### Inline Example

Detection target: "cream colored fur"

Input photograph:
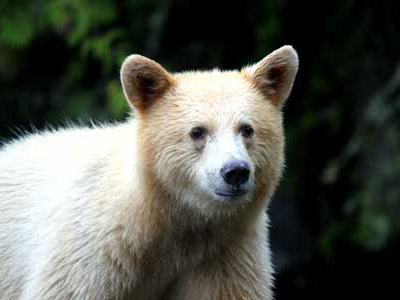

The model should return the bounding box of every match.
[0,46,298,300]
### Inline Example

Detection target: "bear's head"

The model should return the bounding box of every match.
[121,46,298,218]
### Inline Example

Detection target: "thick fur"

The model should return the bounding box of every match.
[0,46,298,300]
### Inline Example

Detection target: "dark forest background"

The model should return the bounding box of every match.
[1,1,399,299]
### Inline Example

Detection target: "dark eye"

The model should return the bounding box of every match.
[190,126,207,140]
[239,124,254,138]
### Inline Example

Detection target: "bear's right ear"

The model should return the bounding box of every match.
[120,55,174,112]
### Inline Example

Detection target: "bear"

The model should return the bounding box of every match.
[0,45,298,300]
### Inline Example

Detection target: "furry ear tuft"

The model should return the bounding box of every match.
[120,55,174,111]
[244,45,299,108]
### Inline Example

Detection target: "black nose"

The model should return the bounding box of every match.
[220,160,250,186]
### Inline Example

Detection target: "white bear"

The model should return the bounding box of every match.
[0,46,298,299]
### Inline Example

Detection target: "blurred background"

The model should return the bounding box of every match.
[0,1,399,299]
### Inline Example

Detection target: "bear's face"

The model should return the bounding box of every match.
[121,46,298,216]
[142,73,284,212]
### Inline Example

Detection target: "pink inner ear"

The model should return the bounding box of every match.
[137,68,173,109]
[135,73,160,98]
[253,65,285,96]
[267,65,286,85]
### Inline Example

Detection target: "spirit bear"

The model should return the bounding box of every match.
[0,46,298,300]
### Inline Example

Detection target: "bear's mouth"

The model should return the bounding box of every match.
[214,187,248,198]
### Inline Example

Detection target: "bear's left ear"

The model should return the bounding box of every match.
[243,45,299,109]
[120,55,174,112]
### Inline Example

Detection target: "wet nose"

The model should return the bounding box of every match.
[220,160,250,186]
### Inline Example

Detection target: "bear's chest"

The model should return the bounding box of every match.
[122,227,221,299]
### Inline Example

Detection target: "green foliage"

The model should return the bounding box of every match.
[47,1,117,45]
[0,0,140,122]
[106,79,128,118]
[0,8,35,48]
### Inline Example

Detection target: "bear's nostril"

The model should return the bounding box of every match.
[220,160,250,186]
